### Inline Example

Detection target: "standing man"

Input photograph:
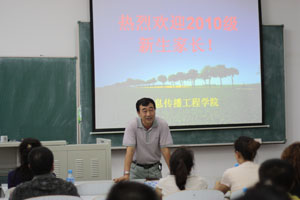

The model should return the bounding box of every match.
[114,97,173,182]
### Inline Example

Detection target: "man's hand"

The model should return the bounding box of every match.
[113,174,130,183]
[113,146,135,183]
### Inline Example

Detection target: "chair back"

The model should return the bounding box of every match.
[91,195,107,200]
[26,195,82,200]
[4,187,15,199]
[230,189,245,200]
[164,190,224,200]
[76,180,115,196]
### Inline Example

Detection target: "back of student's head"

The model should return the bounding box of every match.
[170,147,194,190]
[106,181,159,200]
[234,184,290,200]
[28,146,54,175]
[281,142,300,185]
[234,136,260,161]
[259,158,294,192]
[17,138,42,180]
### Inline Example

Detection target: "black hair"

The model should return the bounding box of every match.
[234,183,290,200]
[136,98,156,112]
[234,136,260,161]
[258,158,295,192]
[170,147,194,190]
[28,146,54,175]
[15,138,42,182]
[106,181,159,200]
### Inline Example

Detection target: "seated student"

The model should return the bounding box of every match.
[281,142,300,198]
[10,146,79,200]
[8,138,41,188]
[106,181,159,200]
[155,147,208,197]
[258,158,298,200]
[234,184,290,200]
[215,136,261,194]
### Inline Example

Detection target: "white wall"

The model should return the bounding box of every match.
[0,0,90,57]
[1,0,300,183]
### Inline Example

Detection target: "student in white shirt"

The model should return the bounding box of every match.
[215,136,261,194]
[156,147,208,197]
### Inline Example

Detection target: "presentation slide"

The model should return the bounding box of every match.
[91,0,262,130]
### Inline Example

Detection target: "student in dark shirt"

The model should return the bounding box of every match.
[7,138,41,188]
[10,146,79,200]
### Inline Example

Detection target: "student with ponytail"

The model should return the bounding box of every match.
[8,138,42,188]
[215,136,261,194]
[156,147,207,197]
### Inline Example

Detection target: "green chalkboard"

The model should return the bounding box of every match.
[79,22,94,144]
[79,22,285,146]
[0,57,77,144]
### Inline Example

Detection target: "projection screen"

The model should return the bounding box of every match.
[91,0,263,130]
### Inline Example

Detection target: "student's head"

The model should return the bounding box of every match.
[170,147,194,190]
[259,158,294,192]
[16,138,42,181]
[19,138,42,168]
[136,98,156,128]
[235,184,290,200]
[281,142,300,184]
[106,181,159,200]
[28,146,54,175]
[234,136,260,161]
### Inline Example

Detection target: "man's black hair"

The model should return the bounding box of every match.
[136,97,156,112]
[28,146,54,175]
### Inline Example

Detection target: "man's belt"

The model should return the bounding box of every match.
[133,161,160,169]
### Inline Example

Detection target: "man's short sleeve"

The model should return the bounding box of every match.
[122,120,137,146]
[159,119,173,147]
